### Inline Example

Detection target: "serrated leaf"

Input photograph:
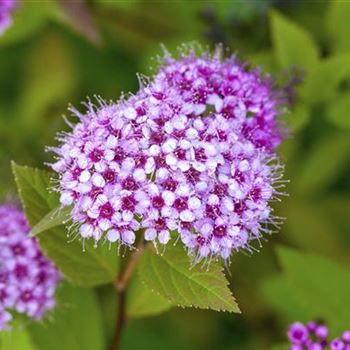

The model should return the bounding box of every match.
[326,91,350,129]
[12,163,118,287]
[128,270,173,318]
[30,206,71,237]
[11,162,58,224]
[0,329,36,350]
[301,54,350,104]
[138,244,240,313]
[28,283,105,350]
[276,246,350,334]
[269,10,319,71]
[38,226,118,287]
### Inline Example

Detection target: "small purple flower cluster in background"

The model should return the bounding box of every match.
[288,321,350,350]
[51,46,286,262]
[0,204,60,330]
[0,0,16,35]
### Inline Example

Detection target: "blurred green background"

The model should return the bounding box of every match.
[1,1,350,349]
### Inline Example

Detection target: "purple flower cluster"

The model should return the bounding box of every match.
[0,0,16,35]
[288,321,350,350]
[51,47,285,261]
[0,204,60,330]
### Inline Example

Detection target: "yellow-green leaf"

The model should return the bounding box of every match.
[269,10,319,71]
[326,92,350,129]
[138,244,240,313]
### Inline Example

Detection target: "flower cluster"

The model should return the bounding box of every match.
[51,47,286,261]
[0,0,16,35]
[0,204,60,330]
[288,321,350,350]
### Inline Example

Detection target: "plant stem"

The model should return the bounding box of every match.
[110,288,126,350]
[110,240,146,350]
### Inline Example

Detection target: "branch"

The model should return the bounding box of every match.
[110,240,146,350]
[110,289,126,350]
[114,239,146,292]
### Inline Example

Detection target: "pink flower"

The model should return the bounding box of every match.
[0,204,61,330]
[51,46,286,261]
[287,320,350,349]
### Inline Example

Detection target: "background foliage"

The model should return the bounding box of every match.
[1,1,350,349]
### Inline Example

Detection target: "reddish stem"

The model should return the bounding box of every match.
[110,240,146,350]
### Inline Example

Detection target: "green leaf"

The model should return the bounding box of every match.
[128,270,173,318]
[261,276,309,323]
[294,132,350,195]
[276,246,350,334]
[249,51,277,74]
[285,103,310,132]
[38,226,119,287]
[30,206,71,237]
[11,162,58,225]
[269,10,319,70]
[326,91,350,129]
[0,329,36,350]
[28,284,105,350]
[138,244,240,313]
[95,285,117,346]
[12,163,118,287]
[326,0,350,53]
[280,199,341,257]
[301,54,350,104]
